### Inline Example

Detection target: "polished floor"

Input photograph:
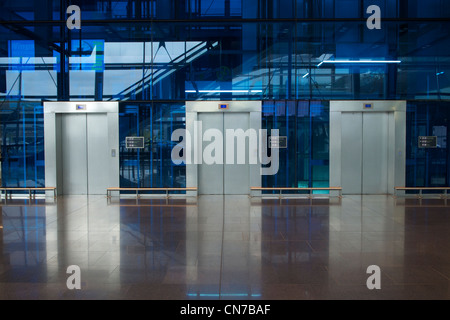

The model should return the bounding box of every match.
[1,194,450,300]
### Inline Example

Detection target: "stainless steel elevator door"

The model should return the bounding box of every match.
[341,112,389,195]
[224,113,250,195]
[341,113,363,194]
[87,113,109,195]
[362,112,388,194]
[198,112,251,195]
[198,113,224,195]
[61,114,88,195]
[60,113,109,195]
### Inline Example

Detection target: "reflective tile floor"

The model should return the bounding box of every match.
[1,194,450,300]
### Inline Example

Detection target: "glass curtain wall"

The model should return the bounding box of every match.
[262,100,329,192]
[406,101,450,190]
[0,0,449,188]
[119,102,186,189]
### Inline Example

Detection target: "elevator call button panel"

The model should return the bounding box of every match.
[270,136,288,149]
[126,137,145,149]
[418,136,437,148]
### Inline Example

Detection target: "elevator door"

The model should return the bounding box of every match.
[198,113,224,195]
[198,112,251,195]
[60,113,109,195]
[341,112,389,195]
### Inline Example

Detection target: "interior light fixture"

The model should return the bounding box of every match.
[437,71,445,76]
[317,60,401,67]
[302,72,310,78]
[185,90,263,93]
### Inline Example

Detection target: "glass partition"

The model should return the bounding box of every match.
[0,1,449,189]
[262,100,329,193]
[406,101,450,189]
[119,102,186,189]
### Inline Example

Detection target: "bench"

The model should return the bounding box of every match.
[107,187,197,199]
[250,187,342,200]
[0,187,57,200]
[394,187,450,199]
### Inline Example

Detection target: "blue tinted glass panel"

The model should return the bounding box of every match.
[119,103,186,189]
[406,101,450,189]
[262,100,329,193]
[1,103,44,188]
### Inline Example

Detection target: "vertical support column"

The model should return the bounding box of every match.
[58,0,69,101]
[0,202,3,257]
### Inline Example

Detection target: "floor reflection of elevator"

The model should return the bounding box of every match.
[189,195,261,295]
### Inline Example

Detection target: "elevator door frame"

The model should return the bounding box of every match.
[330,100,406,196]
[186,101,262,196]
[44,101,119,196]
